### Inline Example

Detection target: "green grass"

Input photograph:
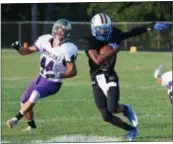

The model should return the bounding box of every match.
[1,49,172,143]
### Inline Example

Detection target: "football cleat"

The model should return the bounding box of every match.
[124,104,138,127]
[125,127,138,141]
[22,126,36,132]
[6,117,18,128]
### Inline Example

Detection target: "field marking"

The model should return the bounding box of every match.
[31,134,122,143]
[2,134,122,143]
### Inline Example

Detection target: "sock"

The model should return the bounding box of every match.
[27,119,37,128]
[121,122,135,131]
[15,111,24,120]
[122,105,128,116]
[111,115,135,131]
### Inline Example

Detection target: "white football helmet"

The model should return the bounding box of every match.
[91,13,112,41]
[52,19,72,43]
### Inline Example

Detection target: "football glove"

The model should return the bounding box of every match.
[154,65,162,79]
[11,41,21,50]
[153,22,169,31]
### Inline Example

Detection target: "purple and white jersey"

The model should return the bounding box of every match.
[35,34,78,82]
[161,71,172,95]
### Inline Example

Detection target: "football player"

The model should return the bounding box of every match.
[6,19,78,131]
[154,65,172,104]
[80,13,168,141]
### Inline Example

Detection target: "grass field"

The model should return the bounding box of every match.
[1,49,172,143]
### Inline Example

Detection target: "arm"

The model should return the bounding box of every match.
[88,45,119,65]
[18,46,38,55]
[121,26,149,41]
[121,22,168,41]
[12,41,38,55]
[60,61,77,78]
[154,65,162,85]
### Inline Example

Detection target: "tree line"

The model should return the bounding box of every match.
[2,2,172,22]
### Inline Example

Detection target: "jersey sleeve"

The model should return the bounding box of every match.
[34,34,52,52]
[161,71,172,87]
[112,26,148,43]
[64,43,78,62]
[79,36,97,51]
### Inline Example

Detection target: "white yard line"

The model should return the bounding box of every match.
[30,134,122,143]
[2,134,122,143]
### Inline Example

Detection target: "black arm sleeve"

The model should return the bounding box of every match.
[121,26,148,41]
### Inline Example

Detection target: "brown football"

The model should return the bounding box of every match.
[99,45,112,54]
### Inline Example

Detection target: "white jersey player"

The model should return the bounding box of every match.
[154,65,172,104]
[6,19,78,131]
[35,34,78,82]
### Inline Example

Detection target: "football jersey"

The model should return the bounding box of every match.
[161,71,172,95]
[35,34,78,82]
[81,26,148,76]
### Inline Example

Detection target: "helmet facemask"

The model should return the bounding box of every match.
[92,25,112,41]
[52,19,71,43]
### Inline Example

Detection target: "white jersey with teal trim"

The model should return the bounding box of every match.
[34,34,78,82]
[161,71,172,95]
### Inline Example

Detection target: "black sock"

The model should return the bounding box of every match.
[15,111,24,120]
[123,105,128,116]
[111,115,135,131]
[122,123,135,131]
[27,119,37,128]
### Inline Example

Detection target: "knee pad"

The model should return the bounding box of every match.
[99,108,112,122]
[29,90,40,104]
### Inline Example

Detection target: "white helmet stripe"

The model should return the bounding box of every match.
[99,13,107,24]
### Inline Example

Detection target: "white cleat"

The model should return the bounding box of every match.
[124,104,138,127]
[6,117,18,128]
[22,126,36,133]
[125,127,138,141]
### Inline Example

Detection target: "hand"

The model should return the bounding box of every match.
[45,71,61,79]
[154,65,162,78]
[153,22,169,31]
[108,43,119,49]
[11,41,21,50]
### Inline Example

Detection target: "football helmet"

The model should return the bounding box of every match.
[52,19,72,42]
[91,13,112,41]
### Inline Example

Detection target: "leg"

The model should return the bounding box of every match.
[168,90,173,104]
[107,81,138,127]
[6,78,38,128]
[6,76,62,128]
[21,103,37,130]
[92,84,135,131]
[20,80,62,115]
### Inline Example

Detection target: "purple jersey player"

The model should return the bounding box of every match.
[6,19,78,131]
[154,65,172,104]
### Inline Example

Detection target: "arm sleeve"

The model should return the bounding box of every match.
[34,36,43,52]
[65,45,78,62]
[120,26,148,41]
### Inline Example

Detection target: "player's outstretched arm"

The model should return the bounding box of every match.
[11,41,38,55]
[121,22,168,41]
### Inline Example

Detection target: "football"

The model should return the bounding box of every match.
[99,45,112,54]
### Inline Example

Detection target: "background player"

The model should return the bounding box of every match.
[6,19,78,131]
[80,13,168,141]
[154,65,172,104]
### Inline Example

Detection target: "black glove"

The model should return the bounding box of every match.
[11,41,21,50]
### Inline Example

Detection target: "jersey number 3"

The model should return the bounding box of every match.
[40,56,54,73]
